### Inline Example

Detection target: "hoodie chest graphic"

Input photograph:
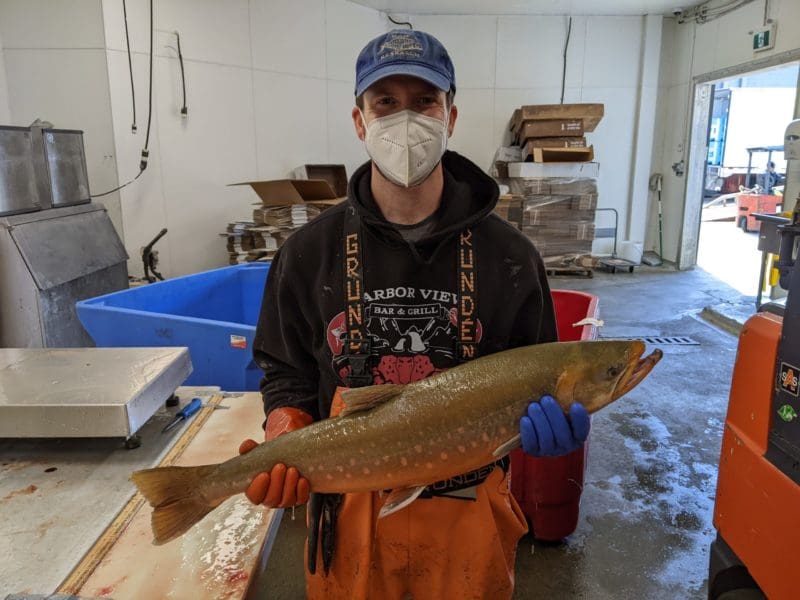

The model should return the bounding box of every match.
[326,286,483,385]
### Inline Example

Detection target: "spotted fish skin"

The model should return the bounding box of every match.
[131,340,661,544]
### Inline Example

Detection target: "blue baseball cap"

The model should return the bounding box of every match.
[355,29,456,97]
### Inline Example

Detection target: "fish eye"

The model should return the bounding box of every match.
[607,366,621,378]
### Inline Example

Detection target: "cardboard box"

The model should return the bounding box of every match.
[523,237,594,258]
[530,146,595,163]
[522,225,596,240]
[549,179,599,195]
[507,178,552,196]
[517,194,598,211]
[492,146,524,179]
[515,119,584,141]
[525,137,587,149]
[508,162,600,179]
[493,146,524,163]
[519,195,565,209]
[230,179,346,206]
[293,164,348,197]
[521,139,586,162]
[522,207,596,226]
[510,103,605,133]
[493,197,523,225]
[508,183,599,203]
[570,194,598,210]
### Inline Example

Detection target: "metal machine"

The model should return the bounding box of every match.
[0,203,129,347]
[708,119,800,599]
[0,125,43,216]
[0,123,128,347]
[30,125,92,209]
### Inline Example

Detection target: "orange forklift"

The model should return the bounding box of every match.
[708,120,800,599]
[735,145,785,232]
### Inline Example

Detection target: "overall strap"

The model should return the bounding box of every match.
[457,228,478,362]
[343,206,479,374]
[342,204,373,388]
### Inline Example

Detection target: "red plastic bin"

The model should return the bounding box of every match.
[510,289,600,540]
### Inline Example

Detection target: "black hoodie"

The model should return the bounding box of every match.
[253,151,557,421]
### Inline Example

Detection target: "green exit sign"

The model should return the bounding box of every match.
[753,24,776,52]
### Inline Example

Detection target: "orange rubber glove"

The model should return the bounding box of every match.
[239,407,313,508]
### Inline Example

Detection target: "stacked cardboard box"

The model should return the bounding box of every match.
[501,176,599,264]
[493,195,521,222]
[509,103,603,163]
[225,171,346,264]
[222,221,260,264]
[221,221,297,265]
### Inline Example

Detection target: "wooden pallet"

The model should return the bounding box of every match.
[545,265,594,278]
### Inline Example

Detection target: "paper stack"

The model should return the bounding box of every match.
[225,175,346,264]
[494,177,599,265]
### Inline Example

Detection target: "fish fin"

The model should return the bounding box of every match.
[493,433,521,458]
[554,370,580,410]
[151,497,215,546]
[339,384,405,417]
[130,464,217,545]
[378,485,427,519]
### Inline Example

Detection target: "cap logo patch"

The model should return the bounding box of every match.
[379,32,423,61]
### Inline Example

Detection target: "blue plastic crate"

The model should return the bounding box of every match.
[76,262,270,391]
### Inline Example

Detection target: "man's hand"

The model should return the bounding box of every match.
[238,439,310,507]
[519,395,590,457]
[239,406,313,508]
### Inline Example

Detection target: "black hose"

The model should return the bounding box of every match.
[387,15,413,29]
[122,0,137,132]
[91,0,154,197]
[90,169,143,198]
[144,0,154,152]
[560,17,573,104]
[176,31,188,116]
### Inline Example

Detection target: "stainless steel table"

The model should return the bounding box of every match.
[0,347,191,440]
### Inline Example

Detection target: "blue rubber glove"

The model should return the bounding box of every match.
[520,395,590,457]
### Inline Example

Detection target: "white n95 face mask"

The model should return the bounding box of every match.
[362,109,448,188]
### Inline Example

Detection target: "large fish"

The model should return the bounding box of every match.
[132,340,661,545]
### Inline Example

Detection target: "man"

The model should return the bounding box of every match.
[764,161,784,194]
[240,29,590,599]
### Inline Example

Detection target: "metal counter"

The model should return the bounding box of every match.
[0,347,191,438]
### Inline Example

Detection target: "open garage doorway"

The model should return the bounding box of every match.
[693,62,798,297]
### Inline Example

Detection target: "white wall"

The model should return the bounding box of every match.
[100,0,386,277]
[0,0,123,238]
[0,33,10,123]
[408,13,663,255]
[4,2,714,273]
[652,0,800,265]
[1,0,385,278]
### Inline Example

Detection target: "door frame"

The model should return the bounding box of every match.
[678,48,800,270]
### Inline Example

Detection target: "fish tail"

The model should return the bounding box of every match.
[130,464,217,545]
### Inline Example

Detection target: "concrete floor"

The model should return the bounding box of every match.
[257,265,749,599]
[697,219,761,298]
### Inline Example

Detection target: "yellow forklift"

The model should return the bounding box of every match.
[708,120,800,600]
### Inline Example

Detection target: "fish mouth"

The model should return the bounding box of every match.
[612,347,663,399]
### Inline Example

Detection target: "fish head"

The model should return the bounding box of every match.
[566,341,662,412]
